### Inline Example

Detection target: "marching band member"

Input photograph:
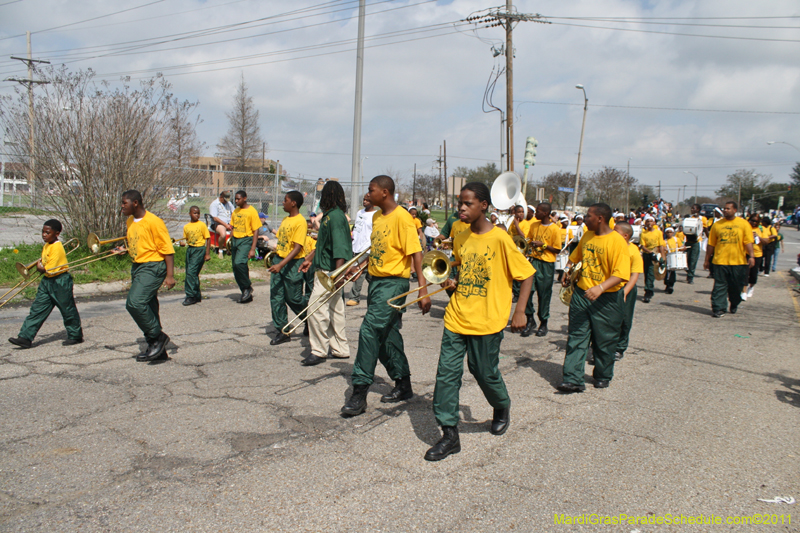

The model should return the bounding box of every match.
[508,204,532,304]
[556,215,571,282]
[568,214,584,254]
[704,201,754,317]
[346,194,375,306]
[522,202,562,337]
[8,219,83,349]
[425,182,534,461]
[558,203,630,392]
[303,219,317,301]
[612,222,643,362]
[341,176,430,417]
[230,190,261,304]
[268,191,309,346]
[298,181,353,365]
[759,215,778,277]
[744,213,768,301]
[663,227,683,295]
[182,206,211,306]
[639,216,666,303]
[119,190,175,362]
[682,204,706,284]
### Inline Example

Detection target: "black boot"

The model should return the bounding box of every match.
[341,384,369,417]
[380,376,413,403]
[642,290,652,303]
[535,319,548,337]
[424,426,461,461]
[490,407,510,435]
[520,316,536,337]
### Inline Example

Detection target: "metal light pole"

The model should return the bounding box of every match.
[767,140,800,153]
[571,84,588,213]
[625,157,632,215]
[349,0,366,220]
[684,171,698,204]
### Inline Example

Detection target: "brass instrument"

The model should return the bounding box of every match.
[171,237,187,246]
[281,248,371,335]
[653,252,667,281]
[52,233,128,272]
[87,232,127,254]
[433,237,453,250]
[512,235,529,256]
[0,239,80,309]
[264,251,279,268]
[559,261,583,306]
[386,250,454,310]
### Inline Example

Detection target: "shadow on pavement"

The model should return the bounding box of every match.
[658,301,710,315]
[515,356,564,388]
[766,372,800,408]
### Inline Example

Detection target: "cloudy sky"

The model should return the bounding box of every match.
[1,0,799,204]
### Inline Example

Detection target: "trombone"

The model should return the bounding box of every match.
[171,237,187,246]
[52,232,128,272]
[281,248,370,335]
[88,232,127,254]
[386,250,454,310]
[0,239,80,309]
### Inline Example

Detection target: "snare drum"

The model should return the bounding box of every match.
[683,217,703,236]
[667,252,688,271]
[555,252,569,271]
[571,224,584,241]
[631,225,642,244]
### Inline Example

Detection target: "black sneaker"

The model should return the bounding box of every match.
[63,338,84,346]
[557,382,585,393]
[8,337,32,349]
[729,305,738,314]
[712,310,725,318]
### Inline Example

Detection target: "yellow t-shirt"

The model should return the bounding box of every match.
[569,230,630,292]
[368,207,423,278]
[609,218,616,230]
[231,205,261,238]
[675,231,685,247]
[707,217,754,265]
[527,221,562,263]
[275,214,307,259]
[665,236,680,253]
[183,220,210,248]
[703,216,713,228]
[43,241,68,278]
[444,227,535,335]
[126,211,175,263]
[507,218,531,238]
[751,225,770,258]
[412,217,422,231]
[628,242,644,274]
[303,235,317,256]
[640,227,665,252]
[449,220,470,239]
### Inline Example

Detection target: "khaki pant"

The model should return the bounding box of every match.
[307,269,349,358]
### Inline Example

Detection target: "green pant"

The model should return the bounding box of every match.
[127,261,166,341]
[18,273,82,341]
[616,286,637,355]
[351,276,411,386]
[526,259,554,321]
[642,252,655,292]
[711,264,748,313]
[304,264,315,297]
[433,328,509,427]
[184,246,206,300]
[270,258,309,331]
[563,288,624,385]
[685,240,699,281]
[230,236,252,292]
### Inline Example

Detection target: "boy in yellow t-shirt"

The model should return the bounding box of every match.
[704,201,754,317]
[613,222,643,361]
[522,202,563,337]
[182,206,211,306]
[558,203,630,393]
[424,182,534,461]
[120,190,176,362]
[341,175,430,418]
[268,191,308,344]
[663,227,684,295]
[639,216,666,303]
[9,219,83,349]
[230,190,262,304]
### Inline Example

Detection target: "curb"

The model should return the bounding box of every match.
[71,270,269,297]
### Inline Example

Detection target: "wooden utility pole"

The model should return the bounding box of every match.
[443,140,448,214]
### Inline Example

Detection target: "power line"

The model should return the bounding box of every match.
[547,20,800,43]
[516,100,800,115]
[547,15,800,30]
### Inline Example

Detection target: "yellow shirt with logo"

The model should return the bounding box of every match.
[183,220,210,248]
[303,235,317,256]
[368,207,423,278]
[708,217,754,265]
[126,211,175,263]
[628,242,644,274]
[507,218,531,238]
[751,225,770,258]
[569,230,630,292]
[275,213,307,259]
[449,220,470,239]
[527,221,562,262]
[231,205,261,238]
[43,241,68,278]
[445,226,535,335]
[640,227,665,252]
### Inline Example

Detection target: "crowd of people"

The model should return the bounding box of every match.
[5,182,791,462]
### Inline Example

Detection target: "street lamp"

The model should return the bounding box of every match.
[572,84,588,213]
[683,171,699,204]
[767,140,800,153]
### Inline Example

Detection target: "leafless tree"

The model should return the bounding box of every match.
[169,97,204,169]
[533,171,576,209]
[0,66,202,240]
[217,75,263,171]
[583,167,635,211]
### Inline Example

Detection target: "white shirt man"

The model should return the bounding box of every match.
[346,194,376,305]
[209,191,234,258]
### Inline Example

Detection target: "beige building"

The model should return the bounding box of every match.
[187,156,286,196]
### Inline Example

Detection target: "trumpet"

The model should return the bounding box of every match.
[0,239,80,309]
[559,261,582,306]
[386,250,454,310]
[281,248,371,335]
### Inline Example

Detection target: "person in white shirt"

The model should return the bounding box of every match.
[346,194,376,306]
[209,191,234,258]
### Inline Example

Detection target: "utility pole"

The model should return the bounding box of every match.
[625,158,631,215]
[412,163,416,208]
[348,0,366,220]
[465,9,548,173]
[658,180,661,199]
[443,140,448,216]
[7,32,50,209]
[437,145,443,214]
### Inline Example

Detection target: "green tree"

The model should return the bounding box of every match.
[715,169,772,210]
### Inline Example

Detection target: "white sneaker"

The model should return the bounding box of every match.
[740,292,748,301]
[747,287,755,298]
[764,273,769,277]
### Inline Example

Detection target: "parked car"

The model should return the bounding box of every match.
[700,203,719,219]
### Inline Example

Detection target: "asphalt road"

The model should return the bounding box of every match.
[0,231,798,532]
